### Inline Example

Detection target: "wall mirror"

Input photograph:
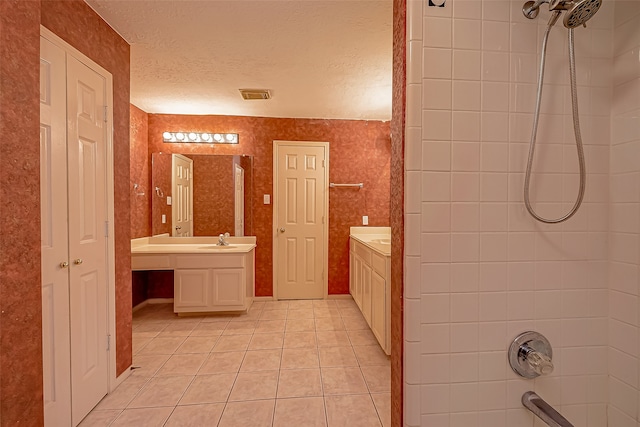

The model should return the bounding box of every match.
[151,152,253,237]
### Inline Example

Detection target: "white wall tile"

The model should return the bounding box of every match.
[424,16,452,48]
[424,79,453,109]
[423,47,452,79]
[482,21,510,52]
[423,109,452,140]
[404,0,624,423]
[453,50,481,80]
[450,263,479,293]
[453,18,481,50]
[423,140,452,171]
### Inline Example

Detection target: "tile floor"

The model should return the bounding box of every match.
[82,298,391,426]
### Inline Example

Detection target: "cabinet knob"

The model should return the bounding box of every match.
[279,228,285,233]
[74,258,83,265]
[60,261,69,268]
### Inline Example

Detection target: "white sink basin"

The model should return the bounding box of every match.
[371,238,391,245]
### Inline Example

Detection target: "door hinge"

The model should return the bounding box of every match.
[103,105,108,123]
[106,334,111,351]
[321,160,325,168]
[104,220,109,237]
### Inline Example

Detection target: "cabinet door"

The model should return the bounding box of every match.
[353,254,363,309]
[349,251,355,296]
[370,271,386,351]
[212,268,244,306]
[362,263,372,325]
[174,269,210,310]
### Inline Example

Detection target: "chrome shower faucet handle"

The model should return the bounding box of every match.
[508,331,554,379]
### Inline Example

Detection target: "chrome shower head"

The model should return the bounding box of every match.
[563,0,602,28]
[523,0,602,28]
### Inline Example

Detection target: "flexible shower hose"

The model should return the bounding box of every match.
[524,22,586,224]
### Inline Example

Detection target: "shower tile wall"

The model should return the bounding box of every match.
[610,2,640,426]
[404,0,614,425]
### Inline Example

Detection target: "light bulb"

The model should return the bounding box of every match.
[162,132,172,140]
[201,133,211,142]
[188,132,197,141]
[213,133,223,142]
[175,132,185,141]
[225,133,235,142]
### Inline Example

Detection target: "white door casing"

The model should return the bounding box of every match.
[40,36,72,427]
[273,141,329,300]
[172,154,193,237]
[234,163,245,237]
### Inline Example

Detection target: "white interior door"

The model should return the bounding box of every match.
[274,141,328,300]
[172,154,193,237]
[234,164,245,236]
[66,54,109,426]
[40,36,72,427]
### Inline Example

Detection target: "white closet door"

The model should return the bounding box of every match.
[40,36,72,427]
[66,55,109,426]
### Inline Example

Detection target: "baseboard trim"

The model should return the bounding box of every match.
[133,298,175,313]
[253,296,276,301]
[148,298,174,304]
[132,300,148,313]
[328,294,352,299]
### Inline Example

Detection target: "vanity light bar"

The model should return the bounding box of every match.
[162,131,239,144]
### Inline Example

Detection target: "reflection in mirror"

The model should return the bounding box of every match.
[151,153,253,237]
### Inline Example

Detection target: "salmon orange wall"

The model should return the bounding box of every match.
[0,1,43,424]
[130,104,151,238]
[131,113,391,296]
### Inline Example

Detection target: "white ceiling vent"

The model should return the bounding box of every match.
[239,89,271,100]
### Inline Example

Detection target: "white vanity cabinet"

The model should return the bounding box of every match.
[171,252,254,313]
[349,236,391,355]
[131,237,256,314]
[174,263,250,312]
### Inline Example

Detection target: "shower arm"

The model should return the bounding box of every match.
[523,0,549,18]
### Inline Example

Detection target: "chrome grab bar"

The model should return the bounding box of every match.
[522,392,574,427]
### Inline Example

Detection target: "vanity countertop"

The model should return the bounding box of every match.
[350,226,391,256]
[131,236,256,254]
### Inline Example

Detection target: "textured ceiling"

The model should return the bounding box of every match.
[85,0,392,120]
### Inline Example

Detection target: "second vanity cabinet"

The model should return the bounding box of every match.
[349,237,391,355]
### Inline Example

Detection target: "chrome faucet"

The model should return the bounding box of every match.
[217,232,230,246]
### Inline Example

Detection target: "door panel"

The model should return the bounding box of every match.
[275,143,327,299]
[40,36,72,427]
[66,54,109,426]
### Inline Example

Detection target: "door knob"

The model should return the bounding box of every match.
[59,261,69,268]
[74,258,83,265]
[279,228,285,232]
[175,226,182,230]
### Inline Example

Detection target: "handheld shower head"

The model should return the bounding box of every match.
[563,0,602,28]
